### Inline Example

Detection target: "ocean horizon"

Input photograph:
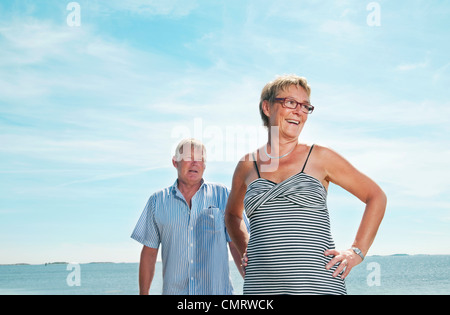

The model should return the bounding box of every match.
[0,253,432,267]
[1,255,449,295]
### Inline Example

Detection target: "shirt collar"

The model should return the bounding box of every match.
[170,178,205,195]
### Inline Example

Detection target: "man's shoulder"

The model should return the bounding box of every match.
[203,181,230,193]
[149,185,174,200]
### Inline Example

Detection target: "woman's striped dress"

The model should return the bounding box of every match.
[243,146,347,295]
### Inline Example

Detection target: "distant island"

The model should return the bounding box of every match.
[1,261,114,266]
[44,262,69,265]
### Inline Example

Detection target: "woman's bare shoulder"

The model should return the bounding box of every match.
[235,152,257,173]
[233,151,260,186]
[312,144,345,162]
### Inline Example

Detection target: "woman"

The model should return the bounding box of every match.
[225,74,387,295]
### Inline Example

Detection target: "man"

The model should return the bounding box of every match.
[131,138,246,295]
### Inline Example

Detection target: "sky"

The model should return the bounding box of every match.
[0,0,449,265]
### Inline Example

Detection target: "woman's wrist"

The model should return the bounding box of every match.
[351,247,365,261]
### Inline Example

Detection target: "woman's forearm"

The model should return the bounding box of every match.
[352,188,387,256]
[225,213,249,257]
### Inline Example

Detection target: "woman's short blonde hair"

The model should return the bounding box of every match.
[259,74,311,128]
[174,138,207,162]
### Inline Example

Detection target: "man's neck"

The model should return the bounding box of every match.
[177,179,203,208]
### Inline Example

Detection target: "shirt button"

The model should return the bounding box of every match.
[190,260,194,264]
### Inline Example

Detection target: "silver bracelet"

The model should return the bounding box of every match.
[351,247,365,261]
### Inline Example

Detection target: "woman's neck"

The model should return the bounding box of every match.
[267,129,298,156]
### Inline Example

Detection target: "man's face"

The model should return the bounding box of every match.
[172,147,206,185]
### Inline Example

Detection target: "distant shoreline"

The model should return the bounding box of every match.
[2,254,449,266]
[0,261,137,266]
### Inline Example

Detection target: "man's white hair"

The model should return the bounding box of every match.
[174,138,207,162]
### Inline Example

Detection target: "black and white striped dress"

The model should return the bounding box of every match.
[243,145,347,295]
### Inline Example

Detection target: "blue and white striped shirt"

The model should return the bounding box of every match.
[131,179,234,295]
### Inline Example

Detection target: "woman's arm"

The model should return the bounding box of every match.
[225,160,251,257]
[229,242,246,278]
[319,146,387,278]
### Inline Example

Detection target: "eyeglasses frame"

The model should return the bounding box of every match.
[274,97,314,114]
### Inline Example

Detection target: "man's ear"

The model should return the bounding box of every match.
[172,156,178,168]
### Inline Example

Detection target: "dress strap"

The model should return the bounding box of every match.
[252,153,261,178]
[301,144,315,173]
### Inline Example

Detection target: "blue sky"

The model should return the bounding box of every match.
[0,0,449,264]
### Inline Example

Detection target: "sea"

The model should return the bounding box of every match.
[0,255,449,295]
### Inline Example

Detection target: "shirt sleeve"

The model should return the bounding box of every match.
[130,194,160,249]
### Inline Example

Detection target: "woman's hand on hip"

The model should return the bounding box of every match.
[324,249,363,279]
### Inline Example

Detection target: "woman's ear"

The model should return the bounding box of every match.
[262,100,271,118]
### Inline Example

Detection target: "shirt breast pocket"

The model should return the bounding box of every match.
[198,207,224,233]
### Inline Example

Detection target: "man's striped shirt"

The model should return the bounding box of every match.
[131,179,235,295]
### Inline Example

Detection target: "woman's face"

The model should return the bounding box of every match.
[263,85,310,141]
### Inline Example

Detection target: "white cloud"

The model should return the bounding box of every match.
[98,0,198,17]
[319,19,363,39]
[433,62,450,83]
[396,59,430,71]
[312,81,450,129]
[0,19,78,65]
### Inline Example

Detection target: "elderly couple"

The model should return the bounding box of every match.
[131,75,387,295]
